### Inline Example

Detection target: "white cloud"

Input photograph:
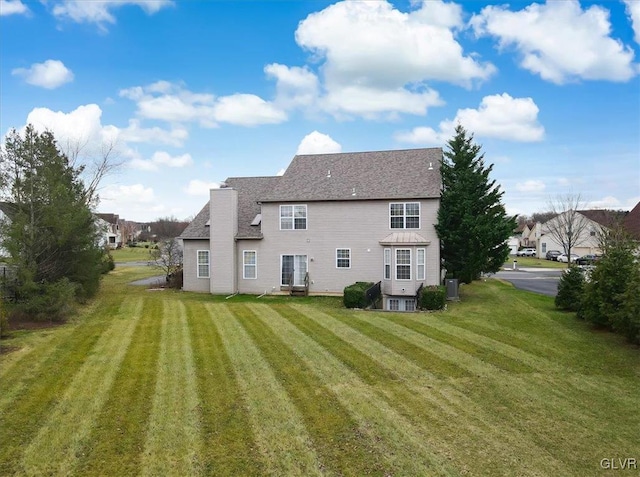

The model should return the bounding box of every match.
[52,0,172,29]
[130,151,193,171]
[471,0,638,83]
[296,131,342,155]
[396,93,544,144]
[265,63,319,109]
[294,0,495,117]
[12,59,74,89]
[624,0,640,45]
[24,104,187,151]
[213,94,287,126]
[118,119,188,147]
[516,180,546,193]
[101,183,155,206]
[184,179,220,196]
[0,0,28,16]
[121,82,286,127]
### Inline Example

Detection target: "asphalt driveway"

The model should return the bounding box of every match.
[494,268,563,296]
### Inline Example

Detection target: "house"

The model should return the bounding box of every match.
[180,148,443,311]
[95,213,123,249]
[539,209,626,257]
[623,201,640,241]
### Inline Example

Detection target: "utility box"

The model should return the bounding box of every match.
[445,278,459,301]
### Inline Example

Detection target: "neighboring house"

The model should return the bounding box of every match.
[96,213,122,249]
[520,222,542,250]
[180,148,443,311]
[539,209,624,257]
[623,201,640,242]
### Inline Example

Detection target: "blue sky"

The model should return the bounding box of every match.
[1,0,639,222]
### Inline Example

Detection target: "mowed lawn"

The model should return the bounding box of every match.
[1,268,639,476]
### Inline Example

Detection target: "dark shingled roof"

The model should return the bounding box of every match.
[578,209,628,229]
[179,202,210,240]
[261,148,442,202]
[226,176,281,239]
[624,201,640,240]
[179,176,281,240]
[180,148,442,241]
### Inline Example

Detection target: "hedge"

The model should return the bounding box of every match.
[419,285,446,310]
[343,282,374,309]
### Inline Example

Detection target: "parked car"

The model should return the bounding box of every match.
[557,253,580,263]
[576,254,600,266]
[516,248,536,257]
[545,250,562,261]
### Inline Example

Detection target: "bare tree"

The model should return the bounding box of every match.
[543,194,592,266]
[149,238,183,283]
[61,136,123,208]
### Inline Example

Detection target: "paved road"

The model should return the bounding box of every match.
[494,268,563,296]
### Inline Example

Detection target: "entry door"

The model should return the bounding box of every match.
[281,255,308,286]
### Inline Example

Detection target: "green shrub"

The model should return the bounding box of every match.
[343,282,374,309]
[0,298,9,338]
[611,267,640,344]
[419,285,446,310]
[101,251,115,274]
[13,278,77,322]
[555,266,584,311]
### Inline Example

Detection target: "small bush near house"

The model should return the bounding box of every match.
[555,266,584,312]
[166,268,184,290]
[419,285,446,310]
[101,251,115,274]
[343,282,374,309]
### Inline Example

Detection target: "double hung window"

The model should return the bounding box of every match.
[280,205,307,230]
[390,202,420,229]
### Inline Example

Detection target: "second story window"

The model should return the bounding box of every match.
[390,202,420,229]
[280,205,307,230]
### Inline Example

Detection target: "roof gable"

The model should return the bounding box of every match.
[261,148,442,203]
[624,201,640,240]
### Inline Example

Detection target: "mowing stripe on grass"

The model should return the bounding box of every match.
[294,305,469,379]
[73,296,163,476]
[185,301,264,476]
[0,305,122,475]
[248,303,458,476]
[272,304,399,385]
[381,314,536,374]
[234,304,387,476]
[19,297,143,476]
[210,304,321,476]
[404,314,560,373]
[141,299,203,477]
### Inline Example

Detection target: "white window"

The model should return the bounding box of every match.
[405,299,416,312]
[384,248,391,280]
[243,250,257,279]
[396,249,411,280]
[388,298,399,311]
[280,205,307,230]
[197,250,209,278]
[541,242,547,253]
[390,202,420,229]
[336,248,351,269]
[417,248,426,281]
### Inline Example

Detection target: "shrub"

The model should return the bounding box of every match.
[419,285,446,310]
[0,298,9,338]
[343,282,374,309]
[611,267,640,344]
[166,267,184,289]
[101,251,115,274]
[13,278,77,322]
[555,266,584,311]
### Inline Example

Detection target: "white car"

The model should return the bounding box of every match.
[557,253,580,263]
[516,248,536,257]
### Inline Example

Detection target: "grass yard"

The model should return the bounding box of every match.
[505,256,568,269]
[1,268,639,476]
[110,244,155,262]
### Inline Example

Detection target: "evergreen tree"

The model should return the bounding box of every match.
[435,125,516,284]
[0,126,105,319]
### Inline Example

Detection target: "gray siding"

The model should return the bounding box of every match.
[235,199,440,295]
[210,188,238,294]
[182,239,211,293]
